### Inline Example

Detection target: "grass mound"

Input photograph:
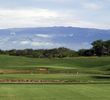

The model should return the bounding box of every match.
[0,55,110,74]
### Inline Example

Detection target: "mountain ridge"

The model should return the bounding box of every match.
[0,27,110,50]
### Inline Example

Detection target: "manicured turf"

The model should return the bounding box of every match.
[0,55,110,100]
[0,74,110,83]
[0,55,110,74]
[0,84,110,100]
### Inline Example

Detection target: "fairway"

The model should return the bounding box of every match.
[0,55,110,74]
[0,84,110,100]
[0,55,110,100]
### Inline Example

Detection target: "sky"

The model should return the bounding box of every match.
[0,0,110,29]
[0,0,110,50]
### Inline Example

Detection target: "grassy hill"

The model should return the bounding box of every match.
[0,55,110,100]
[0,55,110,74]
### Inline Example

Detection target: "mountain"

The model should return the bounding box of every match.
[0,27,110,50]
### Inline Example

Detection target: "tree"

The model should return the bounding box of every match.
[104,40,110,55]
[0,49,4,54]
[9,49,16,56]
[77,49,94,56]
[25,49,33,55]
[16,50,28,56]
[68,50,78,57]
[31,51,43,58]
[91,39,104,56]
[58,52,69,58]
[77,49,86,56]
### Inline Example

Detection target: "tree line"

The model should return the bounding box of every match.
[0,39,110,58]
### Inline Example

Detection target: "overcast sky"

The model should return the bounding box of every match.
[0,0,110,29]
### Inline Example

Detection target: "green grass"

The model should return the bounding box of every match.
[0,55,110,74]
[0,74,110,83]
[0,84,110,100]
[0,55,110,100]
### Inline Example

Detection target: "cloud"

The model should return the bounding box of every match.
[19,40,65,48]
[69,34,74,36]
[0,3,109,30]
[106,0,110,3]
[30,41,65,48]
[30,0,86,2]
[30,42,54,46]
[0,41,4,44]
[58,34,74,37]
[82,42,89,46]
[0,8,99,29]
[19,39,61,47]
[0,37,10,42]
[20,41,30,45]
[35,33,74,38]
[82,2,102,9]
[67,42,92,51]
[10,32,16,35]
[36,34,52,38]
[0,8,58,29]
[12,41,17,43]
[81,42,92,49]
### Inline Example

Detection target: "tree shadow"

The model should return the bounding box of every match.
[106,68,110,71]
[92,76,110,79]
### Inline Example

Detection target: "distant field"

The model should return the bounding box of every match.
[0,84,110,100]
[0,55,110,74]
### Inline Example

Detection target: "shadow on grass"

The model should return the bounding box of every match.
[92,76,110,79]
[10,67,50,70]
[106,68,110,71]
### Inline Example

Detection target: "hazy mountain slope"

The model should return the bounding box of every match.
[0,27,110,50]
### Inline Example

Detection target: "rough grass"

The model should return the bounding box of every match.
[0,55,110,74]
[0,74,110,83]
[0,84,110,100]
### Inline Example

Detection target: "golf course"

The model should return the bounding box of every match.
[0,84,110,100]
[0,55,110,100]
